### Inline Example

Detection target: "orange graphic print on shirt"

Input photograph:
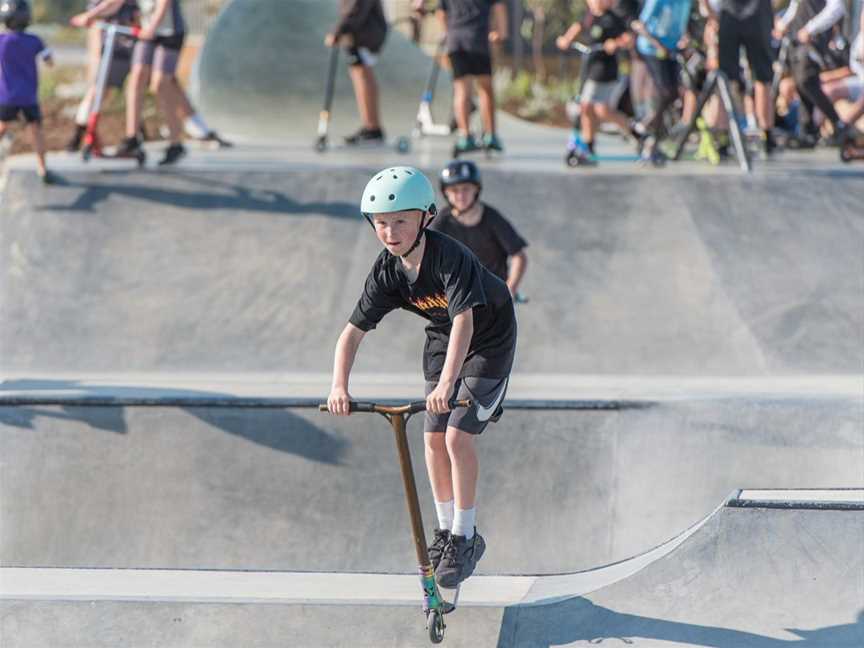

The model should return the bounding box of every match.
[410,293,448,312]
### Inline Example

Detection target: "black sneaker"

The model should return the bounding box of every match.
[428,528,450,572]
[763,130,777,156]
[344,127,385,146]
[158,143,187,166]
[435,529,485,588]
[65,124,87,152]
[116,136,143,157]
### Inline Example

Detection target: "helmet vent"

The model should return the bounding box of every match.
[388,194,395,200]
[369,195,376,202]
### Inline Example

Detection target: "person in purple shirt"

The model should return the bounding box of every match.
[0,0,55,183]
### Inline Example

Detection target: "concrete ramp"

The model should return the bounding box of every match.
[3,491,862,647]
[2,399,862,574]
[193,0,452,141]
[2,168,862,374]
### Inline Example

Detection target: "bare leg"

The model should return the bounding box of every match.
[165,77,195,122]
[476,74,495,134]
[754,81,774,130]
[425,433,453,503]
[594,102,632,136]
[151,72,183,144]
[27,122,47,176]
[348,64,381,130]
[453,77,473,136]
[445,427,478,509]
[581,102,597,143]
[126,64,150,139]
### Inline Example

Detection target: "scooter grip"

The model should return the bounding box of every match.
[318,402,375,412]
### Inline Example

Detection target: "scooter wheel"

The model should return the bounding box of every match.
[395,136,411,154]
[81,145,92,162]
[840,146,853,163]
[565,151,579,167]
[427,609,445,644]
[315,137,328,153]
[136,151,147,168]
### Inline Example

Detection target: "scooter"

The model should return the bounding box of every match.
[81,22,146,167]
[319,398,471,644]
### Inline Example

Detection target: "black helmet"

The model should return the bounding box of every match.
[440,159,482,193]
[1,0,31,30]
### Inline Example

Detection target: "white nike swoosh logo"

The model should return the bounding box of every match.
[475,379,507,422]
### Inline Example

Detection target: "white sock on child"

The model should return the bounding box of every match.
[435,499,454,531]
[75,97,91,126]
[452,507,475,539]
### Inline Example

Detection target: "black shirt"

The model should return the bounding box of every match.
[585,11,628,82]
[429,204,527,282]
[350,230,517,381]
[439,0,502,54]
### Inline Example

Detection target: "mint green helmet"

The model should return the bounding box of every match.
[361,166,437,216]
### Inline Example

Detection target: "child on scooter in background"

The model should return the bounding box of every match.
[557,0,644,164]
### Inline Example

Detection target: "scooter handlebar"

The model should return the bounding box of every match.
[94,21,141,38]
[318,399,472,414]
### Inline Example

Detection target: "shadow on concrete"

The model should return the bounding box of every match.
[497,599,864,647]
[0,379,347,465]
[35,172,359,220]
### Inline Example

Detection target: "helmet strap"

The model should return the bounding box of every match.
[400,209,435,258]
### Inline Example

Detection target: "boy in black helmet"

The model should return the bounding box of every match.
[327,166,517,588]
[430,160,528,297]
[325,0,389,145]
[0,0,55,183]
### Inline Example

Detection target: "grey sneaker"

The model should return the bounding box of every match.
[428,528,450,571]
[435,528,485,588]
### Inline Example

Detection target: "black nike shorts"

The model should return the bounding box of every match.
[424,376,509,435]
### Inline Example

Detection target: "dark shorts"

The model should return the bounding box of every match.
[718,7,773,84]
[449,50,492,79]
[643,56,680,97]
[345,45,380,67]
[132,34,185,74]
[424,376,509,435]
[105,53,132,88]
[0,104,41,123]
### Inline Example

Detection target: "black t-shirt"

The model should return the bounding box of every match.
[585,11,627,82]
[439,0,501,54]
[350,230,517,381]
[429,204,527,282]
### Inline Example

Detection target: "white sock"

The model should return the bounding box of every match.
[75,97,91,126]
[184,113,210,139]
[452,507,475,539]
[435,500,454,531]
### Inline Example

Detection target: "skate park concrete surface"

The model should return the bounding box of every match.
[2,1,864,646]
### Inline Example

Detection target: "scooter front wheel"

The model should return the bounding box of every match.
[427,609,445,644]
[314,136,328,153]
[81,145,92,162]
